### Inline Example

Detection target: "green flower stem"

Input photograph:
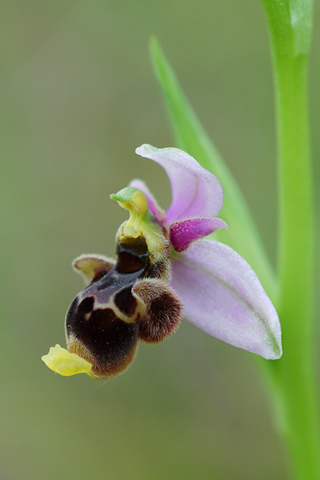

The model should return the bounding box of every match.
[261,1,320,478]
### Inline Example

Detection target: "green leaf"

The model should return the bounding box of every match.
[150,38,277,299]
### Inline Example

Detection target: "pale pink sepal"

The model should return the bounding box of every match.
[171,239,282,359]
[135,144,224,224]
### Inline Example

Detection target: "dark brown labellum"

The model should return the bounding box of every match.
[66,235,182,379]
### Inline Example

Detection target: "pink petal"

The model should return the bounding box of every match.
[171,239,282,359]
[135,145,224,224]
[170,217,227,252]
[129,178,166,223]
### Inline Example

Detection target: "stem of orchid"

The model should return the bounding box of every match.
[261,1,320,479]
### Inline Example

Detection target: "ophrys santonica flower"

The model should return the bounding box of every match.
[42,145,282,380]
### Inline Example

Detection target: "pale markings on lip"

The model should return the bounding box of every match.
[79,292,142,325]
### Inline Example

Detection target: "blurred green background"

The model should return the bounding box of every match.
[1,1,319,479]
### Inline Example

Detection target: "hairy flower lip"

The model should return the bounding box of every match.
[133,144,282,359]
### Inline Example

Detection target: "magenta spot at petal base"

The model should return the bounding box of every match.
[170,217,227,252]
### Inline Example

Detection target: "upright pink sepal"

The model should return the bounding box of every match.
[135,145,224,224]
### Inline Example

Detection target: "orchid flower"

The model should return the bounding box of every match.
[42,144,282,380]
